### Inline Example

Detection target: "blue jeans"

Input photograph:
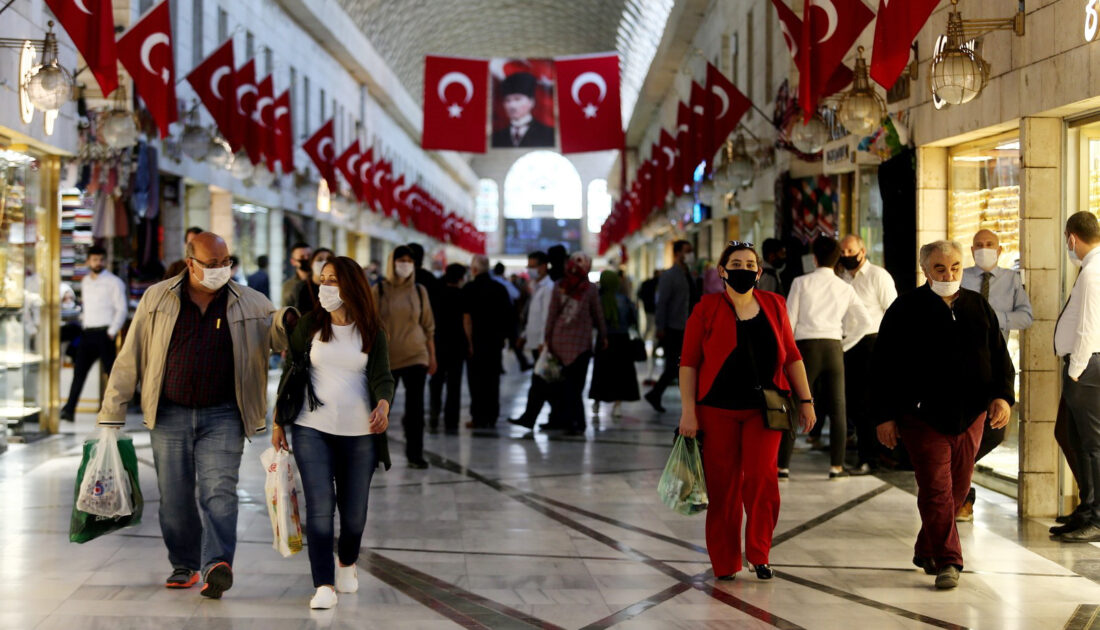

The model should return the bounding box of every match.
[290,424,378,587]
[149,401,244,574]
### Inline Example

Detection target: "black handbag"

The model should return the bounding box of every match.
[723,298,797,436]
[274,339,321,426]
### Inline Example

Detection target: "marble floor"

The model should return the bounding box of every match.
[2,361,1099,630]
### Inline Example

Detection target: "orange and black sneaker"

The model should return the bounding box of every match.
[200,562,233,599]
[165,568,199,589]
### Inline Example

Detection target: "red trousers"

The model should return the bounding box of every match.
[698,405,782,576]
[898,414,984,569]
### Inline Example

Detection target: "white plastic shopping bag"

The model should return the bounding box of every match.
[76,427,134,518]
[261,447,304,557]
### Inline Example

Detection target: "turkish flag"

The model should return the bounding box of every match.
[357,147,375,207]
[675,102,694,194]
[689,82,709,171]
[555,53,623,154]
[371,160,389,215]
[799,0,874,117]
[186,40,240,152]
[45,0,118,97]
[335,140,363,200]
[391,175,410,225]
[302,119,338,191]
[255,75,276,171]
[770,0,855,102]
[116,0,177,138]
[422,56,488,153]
[704,63,751,159]
[272,90,294,172]
[659,129,679,197]
[234,60,263,165]
[871,0,940,90]
[649,148,665,210]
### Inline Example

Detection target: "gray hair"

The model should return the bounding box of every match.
[470,254,490,274]
[919,240,964,270]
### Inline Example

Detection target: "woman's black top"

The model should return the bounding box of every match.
[699,311,777,410]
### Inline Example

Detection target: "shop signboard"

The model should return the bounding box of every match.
[822,136,882,176]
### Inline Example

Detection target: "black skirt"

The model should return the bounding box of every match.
[589,332,641,402]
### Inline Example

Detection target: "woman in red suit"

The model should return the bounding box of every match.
[678,241,816,581]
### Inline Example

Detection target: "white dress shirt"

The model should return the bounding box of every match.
[523,275,555,348]
[787,267,874,352]
[840,261,897,333]
[80,269,128,338]
[960,265,1033,336]
[1055,247,1100,379]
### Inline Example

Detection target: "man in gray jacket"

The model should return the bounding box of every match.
[98,232,295,599]
[644,239,695,413]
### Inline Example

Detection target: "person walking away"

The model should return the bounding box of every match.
[955,229,1033,520]
[678,241,815,581]
[837,234,898,475]
[873,240,1014,589]
[373,245,436,468]
[281,242,312,308]
[508,251,555,430]
[1052,212,1100,542]
[463,255,514,430]
[96,232,296,598]
[247,255,270,299]
[637,270,661,384]
[544,252,607,435]
[780,236,874,479]
[590,270,640,417]
[644,239,695,413]
[429,264,468,435]
[295,248,333,314]
[491,261,529,371]
[61,246,128,422]
[270,256,394,609]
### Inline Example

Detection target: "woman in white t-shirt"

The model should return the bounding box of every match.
[272,256,395,610]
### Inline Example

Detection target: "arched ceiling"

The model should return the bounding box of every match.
[335,0,675,123]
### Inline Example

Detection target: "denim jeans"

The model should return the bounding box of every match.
[290,424,378,587]
[149,401,244,574]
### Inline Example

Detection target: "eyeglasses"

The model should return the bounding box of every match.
[189,257,231,269]
[727,240,755,248]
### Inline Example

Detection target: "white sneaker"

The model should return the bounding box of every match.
[310,586,338,609]
[612,402,623,417]
[335,564,359,593]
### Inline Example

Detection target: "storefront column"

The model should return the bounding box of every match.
[181,185,211,259]
[269,207,284,306]
[915,146,948,279]
[210,190,234,251]
[1018,116,1064,518]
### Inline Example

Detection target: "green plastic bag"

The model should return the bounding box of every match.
[657,436,708,515]
[69,431,144,543]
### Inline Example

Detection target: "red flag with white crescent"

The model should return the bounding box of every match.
[422,56,489,153]
[689,82,709,172]
[301,119,338,191]
[116,0,177,138]
[770,0,855,101]
[272,90,293,171]
[186,40,240,152]
[357,147,375,207]
[659,129,678,198]
[555,53,623,154]
[335,140,363,200]
[799,0,873,117]
[234,60,263,165]
[870,0,940,90]
[675,102,693,194]
[704,63,751,160]
[255,75,276,171]
[45,0,118,96]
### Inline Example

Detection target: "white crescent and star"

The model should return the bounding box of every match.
[780,19,798,59]
[274,105,289,122]
[73,0,93,15]
[252,96,273,126]
[140,32,171,84]
[570,71,607,118]
[438,71,474,118]
[711,85,730,119]
[209,66,231,100]
[317,137,334,162]
[811,0,838,44]
[236,84,258,115]
[662,146,676,169]
[359,160,372,183]
[373,170,385,188]
[346,153,360,173]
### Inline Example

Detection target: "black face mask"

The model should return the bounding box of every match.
[723,269,758,294]
[838,255,861,271]
[296,258,310,270]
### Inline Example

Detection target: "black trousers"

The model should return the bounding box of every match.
[780,339,846,468]
[467,346,503,427]
[429,351,465,431]
[518,350,551,426]
[1063,355,1100,526]
[392,365,427,462]
[63,328,115,414]
[549,351,592,432]
[649,328,684,399]
[844,334,878,466]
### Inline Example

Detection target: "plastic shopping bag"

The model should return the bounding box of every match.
[534,350,564,383]
[76,427,133,518]
[657,435,709,516]
[261,447,304,557]
[69,430,144,543]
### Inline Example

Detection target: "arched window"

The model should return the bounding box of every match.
[587,179,611,233]
[475,179,499,232]
[503,151,582,219]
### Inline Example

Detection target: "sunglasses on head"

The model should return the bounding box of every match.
[727,240,755,248]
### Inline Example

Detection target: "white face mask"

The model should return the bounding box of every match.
[312,259,328,278]
[683,252,696,265]
[1069,238,1083,267]
[318,284,343,312]
[973,248,999,271]
[930,279,962,297]
[395,261,415,279]
[198,264,232,291]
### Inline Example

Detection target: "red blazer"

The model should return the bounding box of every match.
[680,290,802,402]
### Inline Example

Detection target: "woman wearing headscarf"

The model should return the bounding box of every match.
[543,252,607,435]
[589,270,640,417]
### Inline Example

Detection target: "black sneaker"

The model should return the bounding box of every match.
[408,460,430,470]
[201,562,233,599]
[828,470,850,480]
[643,390,666,413]
[59,408,74,422]
[165,568,199,589]
[507,417,535,429]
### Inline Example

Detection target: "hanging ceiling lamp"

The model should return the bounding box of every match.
[838,47,886,136]
[22,23,73,112]
[230,151,254,180]
[99,87,139,150]
[179,103,211,161]
[714,134,755,192]
[250,162,275,187]
[930,0,1025,106]
[205,136,233,169]
[790,115,829,154]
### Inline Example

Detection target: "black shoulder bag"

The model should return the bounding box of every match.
[722,298,797,436]
[274,336,323,427]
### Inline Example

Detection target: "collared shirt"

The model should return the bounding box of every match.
[81,270,128,337]
[510,114,533,145]
[1055,248,1100,379]
[961,265,1033,336]
[524,275,555,347]
[162,284,235,407]
[840,261,897,333]
[492,273,520,303]
[655,264,691,331]
[787,267,875,352]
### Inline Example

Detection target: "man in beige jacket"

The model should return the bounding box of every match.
[98,232,295,599]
